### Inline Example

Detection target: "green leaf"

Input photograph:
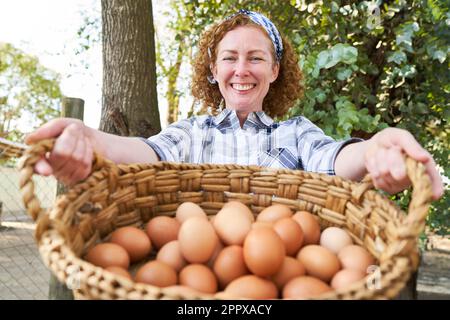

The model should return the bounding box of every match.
[387,51,407,65]
[337,68,352,80]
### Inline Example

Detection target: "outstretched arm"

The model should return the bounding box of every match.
[25,118,159,186]
[335,127,444,200]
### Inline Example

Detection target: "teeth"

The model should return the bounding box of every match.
[232,84,255,91]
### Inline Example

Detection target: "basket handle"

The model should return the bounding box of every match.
[18,138,114,223]
[353,156,434,234]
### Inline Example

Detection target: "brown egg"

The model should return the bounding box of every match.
[110,226,152,263]
[178,217,218,263]
[338,245,375,273]
[331,269,366,290]
[213,245,249,289]
[207,240,224,268]
[135,260,177,287]
[156,240,187,272]
[257,204,293,222]
[224,275,278,299]
[320,227,353,254]
[213,206,252,245]
[283,276,332,299]
[105,266,132,280]
[251,221,274,229]
[146,216,180,250]
[292,211,321,245]
[297,245,341,282]
[271,257,306,290]
[243,227,285,277]
[223,201,255,222]
[179,264,218,294]
[85,243,130,269]
[176,202,207,223]
[273,218,304,256]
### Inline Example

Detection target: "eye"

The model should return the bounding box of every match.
[250,56,264,62]
[223,56,236,61]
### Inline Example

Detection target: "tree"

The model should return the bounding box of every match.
[0,43,62,142]
[100,0,161,137]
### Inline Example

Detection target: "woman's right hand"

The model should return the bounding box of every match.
[25,118,95,186]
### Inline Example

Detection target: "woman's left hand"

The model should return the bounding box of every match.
[364,128,444,200]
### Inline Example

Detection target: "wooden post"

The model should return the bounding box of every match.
[48,97,84,300]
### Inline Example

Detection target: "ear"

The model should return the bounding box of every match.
[210,63,217,79]
[270,63,280,83]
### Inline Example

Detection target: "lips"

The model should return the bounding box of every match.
[231,83,256,91]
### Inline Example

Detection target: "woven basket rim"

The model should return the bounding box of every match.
[19,139,433,300]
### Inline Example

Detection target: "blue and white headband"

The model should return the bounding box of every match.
[227,9,283,62]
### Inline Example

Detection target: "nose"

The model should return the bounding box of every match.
[234,58,250,77]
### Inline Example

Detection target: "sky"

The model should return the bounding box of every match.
[0,0,171,131]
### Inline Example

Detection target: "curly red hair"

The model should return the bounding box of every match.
[191,14,304,118]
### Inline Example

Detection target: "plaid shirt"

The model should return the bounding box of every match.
[143,109,361,175]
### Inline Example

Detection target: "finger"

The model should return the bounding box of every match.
[372,176,395,194]
[365,153,380,179]
[49,123,80,173]
[422,158,444,200]
[387,146,408,182]
[67,136,89,184]
[25,118,80,144]
[34,158,53,176]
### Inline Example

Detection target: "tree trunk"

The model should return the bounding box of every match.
[100,0,161,137]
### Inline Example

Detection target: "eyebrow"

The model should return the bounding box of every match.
[219,49,268,55]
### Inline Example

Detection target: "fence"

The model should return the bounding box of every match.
[0,139,56,299]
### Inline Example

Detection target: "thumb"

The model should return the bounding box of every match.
[25,118,78,145]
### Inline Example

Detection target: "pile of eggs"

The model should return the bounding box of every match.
[84,201,376,299]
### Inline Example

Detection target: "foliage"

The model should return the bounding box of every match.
[0,43,62,142]
[160,0,449,234]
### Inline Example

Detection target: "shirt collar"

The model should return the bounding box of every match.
[212,108,274,128]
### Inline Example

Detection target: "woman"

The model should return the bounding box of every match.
[26,10,443,199]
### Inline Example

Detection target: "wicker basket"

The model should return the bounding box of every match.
[18,139,433,300]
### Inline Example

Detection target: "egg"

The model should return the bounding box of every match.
[178,217,218,263]
[243,227,285,277]
[135,260,177,287]
[179,264,218,294]
[292,211,321,245]
[251,221,273,229]
[297,245,341,282]
[283,276,332,299]
[273,218,304,256]
[320,227,353,254]
[110,226,152,263]
[85,243,130,269]
[213,245,249,289]
[331,269,366,290]
[207,240,224,268]
[223,201,255,222]
[105,266,132,280]
[146,216,180,250]
[156,240,187,272]
[224,275,278,299]
[213,207,252,245]
[271,257,306,290]
[338,245,375,273]
[176,202,207,223]
[257,204,293,222]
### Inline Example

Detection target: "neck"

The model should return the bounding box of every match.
[236,110,250,127]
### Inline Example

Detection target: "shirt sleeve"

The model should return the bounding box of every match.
[296,117,363,175]
[141,119,193,162]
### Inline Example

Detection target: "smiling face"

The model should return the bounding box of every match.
[212,26,280,115]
